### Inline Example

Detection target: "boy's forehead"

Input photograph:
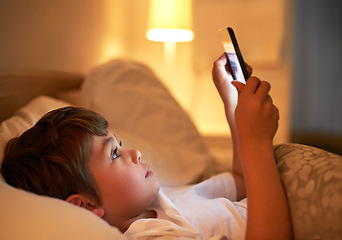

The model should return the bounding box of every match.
[91,131,118,149]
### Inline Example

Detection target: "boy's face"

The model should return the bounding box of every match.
[88,131,160,229]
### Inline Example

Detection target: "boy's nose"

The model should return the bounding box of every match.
[131,149,142,164]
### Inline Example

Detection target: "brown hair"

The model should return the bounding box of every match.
[1,107,108,205]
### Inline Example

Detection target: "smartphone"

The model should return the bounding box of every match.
[219,27,249,83]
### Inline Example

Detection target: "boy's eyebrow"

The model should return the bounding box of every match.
[104,136,114,148]
[104,137,113,146]
[103,134,118,148]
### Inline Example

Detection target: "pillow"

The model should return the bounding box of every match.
[0,95,71,159]
[275,143,342,240]
[81,59,215,186]
[0,177,126,240]
[0,96,126,240]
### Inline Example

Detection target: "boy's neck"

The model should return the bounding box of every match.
[119,209,157,233]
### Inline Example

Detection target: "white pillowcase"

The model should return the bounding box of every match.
[82,59,214,186]
[0,95,71,159]
[0,178,126,240]
[0,96,126,240]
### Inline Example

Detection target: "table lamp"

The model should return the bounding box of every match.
[146,0,194,65]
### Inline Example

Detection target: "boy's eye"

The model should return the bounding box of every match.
[112,147,119,159]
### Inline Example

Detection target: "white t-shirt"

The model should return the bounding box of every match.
[124,172,247,240]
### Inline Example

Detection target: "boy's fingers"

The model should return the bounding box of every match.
[212,54,228,79]
[231,80,244,94]
[244,76,261,94]
[216,53,228,66]
[255,81,271,100]
[234,77,272,101]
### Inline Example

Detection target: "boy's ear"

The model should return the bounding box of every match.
[65,194,83,207]
[65,194,105,218]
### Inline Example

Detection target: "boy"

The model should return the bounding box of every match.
[1,54,292,239]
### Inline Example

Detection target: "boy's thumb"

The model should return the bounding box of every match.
[231,80,244,94]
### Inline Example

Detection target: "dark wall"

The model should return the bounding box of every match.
[291,0,342,154]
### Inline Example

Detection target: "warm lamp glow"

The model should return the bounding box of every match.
[146,0,194,42]
[146,29,194,42]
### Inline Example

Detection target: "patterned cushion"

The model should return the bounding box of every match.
[275,143,342,240]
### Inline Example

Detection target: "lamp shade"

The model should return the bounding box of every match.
[146,0,194,42]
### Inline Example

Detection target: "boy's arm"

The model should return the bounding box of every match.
[212,54,248,200]
[233,79,292,240]
[212,54,292,239]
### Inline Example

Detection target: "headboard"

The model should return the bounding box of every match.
[0,71,84,123]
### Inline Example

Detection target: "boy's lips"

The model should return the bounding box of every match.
[145,164,153,178]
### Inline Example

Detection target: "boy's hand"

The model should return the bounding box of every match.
[213,55,292,239]
[231,77,279,143]
[232,79,292,240]
[212,54,252,117]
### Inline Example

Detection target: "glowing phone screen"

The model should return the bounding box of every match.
[219,27,249,84]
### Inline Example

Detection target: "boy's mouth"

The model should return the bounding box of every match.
[145,164,153,178]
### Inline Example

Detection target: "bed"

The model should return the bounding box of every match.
[1,59,341,240]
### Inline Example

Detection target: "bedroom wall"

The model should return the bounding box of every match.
[104,0,293,144]
[0,0,125,72]
[0,0,293,144]
[291,0,342,154]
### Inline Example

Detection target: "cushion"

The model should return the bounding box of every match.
[81,59,214,186]
[0,177,126,240]
[0,96,126,240]
[0,95,71,159]
[275,143,342,239]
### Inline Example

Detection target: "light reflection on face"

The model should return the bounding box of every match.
[88,132,160,228]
